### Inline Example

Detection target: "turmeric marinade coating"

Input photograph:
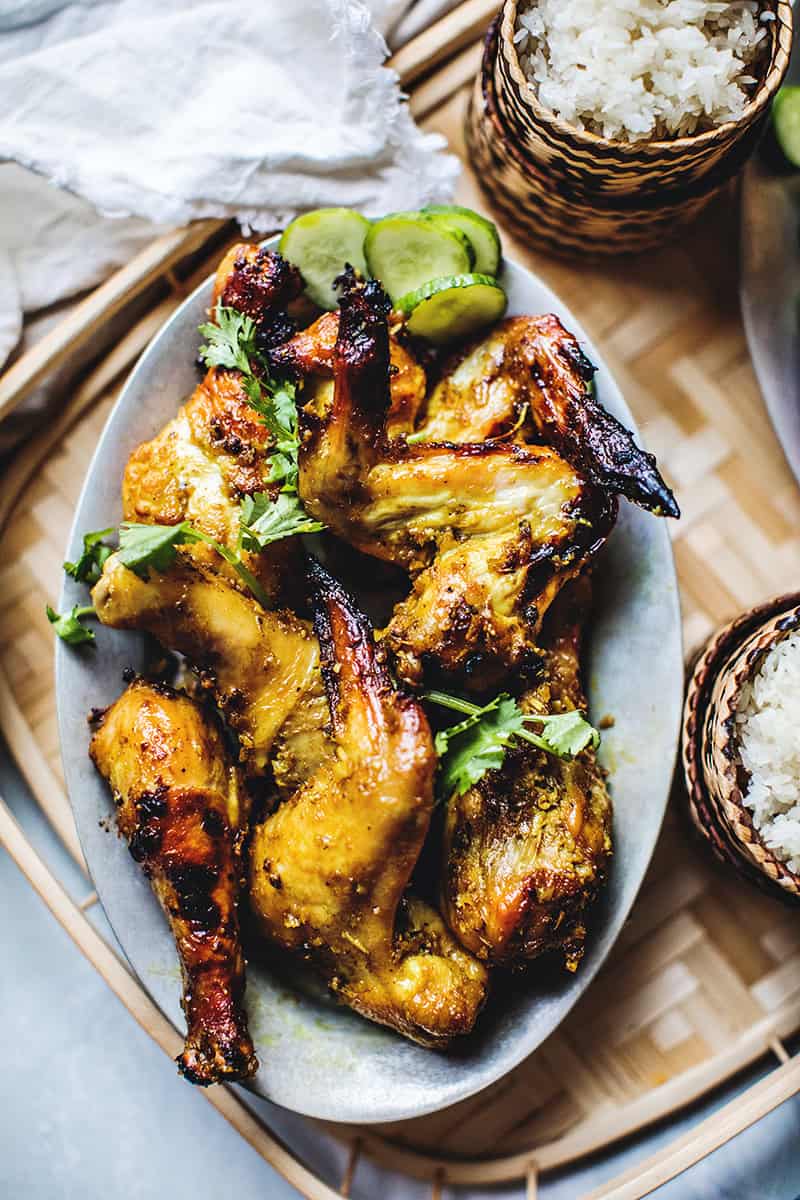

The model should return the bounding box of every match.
[123,244,305,601]
[441,578,612,971]
[88,233,676,1063]
[92,554,328,782]
[248,560,488,1047]
[275,271,674,972]
[286,269,619,688]
[90,680,257,1084]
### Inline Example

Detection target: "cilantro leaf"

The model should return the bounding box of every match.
[64,528,114,585]
[429,693,525,797]
[47,604,96,646]
[198,305,257,374]
[268,447,299,491]
[529,710,600,758]
[115,520,272,612]
[433,695,525,797]
[117,521,199,578]
[240,491,324,551]
[267,378,299,436]
[425,689,600,798]
[241,373,271,421]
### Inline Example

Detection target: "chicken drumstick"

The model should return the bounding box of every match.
[90,679,257,1084]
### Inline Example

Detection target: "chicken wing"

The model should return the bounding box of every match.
[92,555,328,782]
[90,679,257,1084]
[270,307,427,438]
[248,560,488,1047]
[123,245,305,602]
[123,367,296,599]
[294,270,617,686]
[441,578,612,970]
[211,242,303,337]
[415,315,678,518]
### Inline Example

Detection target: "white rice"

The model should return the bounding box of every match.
[736,633,800,875]
[514,0,770,141]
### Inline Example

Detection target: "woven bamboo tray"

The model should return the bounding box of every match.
[3,5,800,1198]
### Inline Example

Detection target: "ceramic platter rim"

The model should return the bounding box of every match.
[56,237,683,1124]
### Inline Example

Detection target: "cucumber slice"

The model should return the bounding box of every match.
[773,86,800,168]
[422,204,501,276]
[364,213,474,304]
[279,208,370,310]
[397,274,508,345]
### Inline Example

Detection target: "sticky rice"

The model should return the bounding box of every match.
[736,633,800,875]
[514,0,770,141]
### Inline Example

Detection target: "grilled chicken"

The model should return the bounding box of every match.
[441,578,612,970]
[249,560,488,1046]
[106,247,332,780]
[90,679,257,1084]
[88,240,670,1034]
[292,270,617,686]
[123,366,296,600]
[123,245,305,602]
[92,555,328,782]
[414,315,678,518]
[270,307,427,438]
[211,242,302,336]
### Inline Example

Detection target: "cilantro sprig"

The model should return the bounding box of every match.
[239,493,323,550]
[47,604,96,646]
[117,521,271,611]
[50,528,116,646]
[199,304,324,548]
[424,690,600,798]
[236,376,324,549]
[64,527,114,585]
[198,306,258,375]
[49,518,273,647]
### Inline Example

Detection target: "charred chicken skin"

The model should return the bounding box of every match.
[414,314,678,518]
[90,679,257,1084]
[211,242,303,337]
[248,560,488,1047]
[441,578,612,970]
[270,307,427,438]
[291,269,617,687]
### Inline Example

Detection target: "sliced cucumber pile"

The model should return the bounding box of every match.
[398,275,508,344]
[279,208,370,310]
[421,205,502,276]
[280,202,505,343]
[365,213,475,302]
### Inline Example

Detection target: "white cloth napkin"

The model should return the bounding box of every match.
[0,0,460,371]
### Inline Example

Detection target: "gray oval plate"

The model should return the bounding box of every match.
[740,27,800,490]
[741,158,800,487]
[56,242,683,1124]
